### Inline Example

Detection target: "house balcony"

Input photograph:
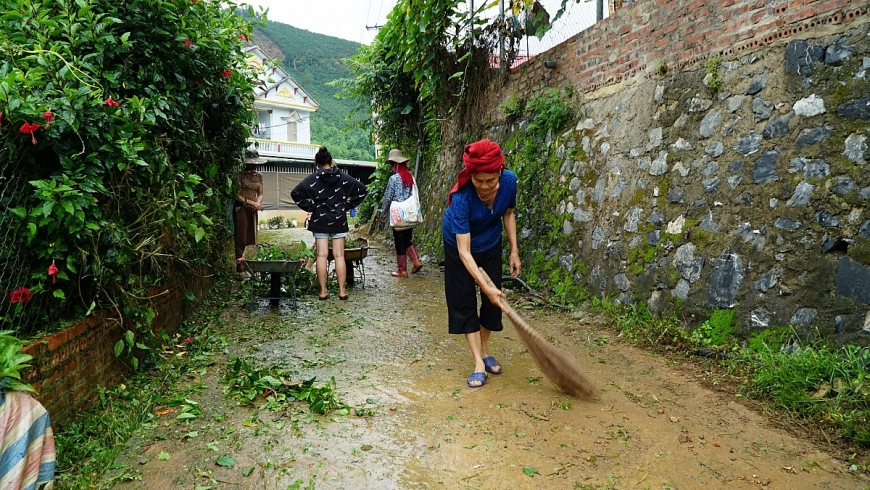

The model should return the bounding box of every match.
[248,138,319,161]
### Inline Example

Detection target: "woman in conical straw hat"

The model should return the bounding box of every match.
[380,148,424,277]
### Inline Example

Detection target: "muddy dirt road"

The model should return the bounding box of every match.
[108,228,868,489]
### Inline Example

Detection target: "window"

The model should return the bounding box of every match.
[287,121,297,142]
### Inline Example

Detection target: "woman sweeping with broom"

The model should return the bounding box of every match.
[442,139,520,388]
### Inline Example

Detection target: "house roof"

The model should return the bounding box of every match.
[244,45,319,109]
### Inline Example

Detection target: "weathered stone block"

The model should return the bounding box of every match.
[708,252,744,308]
[835,257,870,304]
[752,151,779,184]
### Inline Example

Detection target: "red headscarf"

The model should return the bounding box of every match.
[447,139,505,206]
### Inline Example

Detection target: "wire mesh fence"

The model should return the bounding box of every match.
[0,161,48,335]
[475,0,618,67]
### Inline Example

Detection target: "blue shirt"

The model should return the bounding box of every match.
[442,170,517,252]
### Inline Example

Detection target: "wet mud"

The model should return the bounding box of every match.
[107,228,869,489]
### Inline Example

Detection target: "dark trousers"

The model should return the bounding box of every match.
[393,228,414,255]
[443,241,503,334]
[233,206,257,272]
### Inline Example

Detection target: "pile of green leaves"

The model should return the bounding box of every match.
[246,241,314,261]
[223,357,347,415]
[329,236,365,249]
[0,0,261,335]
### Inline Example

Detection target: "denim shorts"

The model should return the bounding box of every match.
[313,232,348,240]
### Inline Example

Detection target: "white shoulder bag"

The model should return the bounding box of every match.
[389,184,423,228]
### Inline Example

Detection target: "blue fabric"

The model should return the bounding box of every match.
[442,170,516,252]
[312,232,348,239]
[0,391,56,489]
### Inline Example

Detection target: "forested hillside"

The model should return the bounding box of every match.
[253,21,375,161]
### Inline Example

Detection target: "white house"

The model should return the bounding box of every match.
[245,45,320,160]
[243,45,376,212]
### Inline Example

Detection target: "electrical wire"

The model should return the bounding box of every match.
[376,0,385,25]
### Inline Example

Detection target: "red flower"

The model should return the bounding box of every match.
[105,97,120,108]
[48,261,58,284]
[221,69,232,78]
[19,122,41,145]
[238,34,248,41]
[0,111,4,128]
[184,37,191,48]
[10,286,32,304]
[42,110,54,129]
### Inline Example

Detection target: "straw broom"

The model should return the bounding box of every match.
[479,268,596,399]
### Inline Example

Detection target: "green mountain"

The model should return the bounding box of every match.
[253,21,375,161]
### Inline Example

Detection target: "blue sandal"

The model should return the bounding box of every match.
[466,372,487,388]
[482,356,503,375]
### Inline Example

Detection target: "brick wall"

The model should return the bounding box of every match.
[507,0,869,96]
[21,269,213,424]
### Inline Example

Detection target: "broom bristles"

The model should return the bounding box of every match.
[480,269,595,399]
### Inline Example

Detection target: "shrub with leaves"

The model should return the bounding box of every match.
[333,0,497,223]
[0,330,34,392]
[0,0,263,335]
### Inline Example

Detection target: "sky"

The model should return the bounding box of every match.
[249,0,399,45]
[245,1,603,55]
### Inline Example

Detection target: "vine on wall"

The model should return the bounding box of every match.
[334,0,505,224]
[500,88,587,305]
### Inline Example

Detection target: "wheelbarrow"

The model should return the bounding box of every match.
[242,244,304,311]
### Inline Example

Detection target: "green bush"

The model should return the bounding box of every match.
[747,326,794,353]
[691,309,737,347]
[267,215,284,229]
[1,0,261,335]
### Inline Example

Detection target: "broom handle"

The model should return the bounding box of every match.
[478,268,534,332]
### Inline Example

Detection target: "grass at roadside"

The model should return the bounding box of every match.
[52,273,346,488]
[591,296,870,471]
[52,280,238,488]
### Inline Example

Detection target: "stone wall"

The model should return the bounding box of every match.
[21,268,212,424]
[423,0,870,341]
